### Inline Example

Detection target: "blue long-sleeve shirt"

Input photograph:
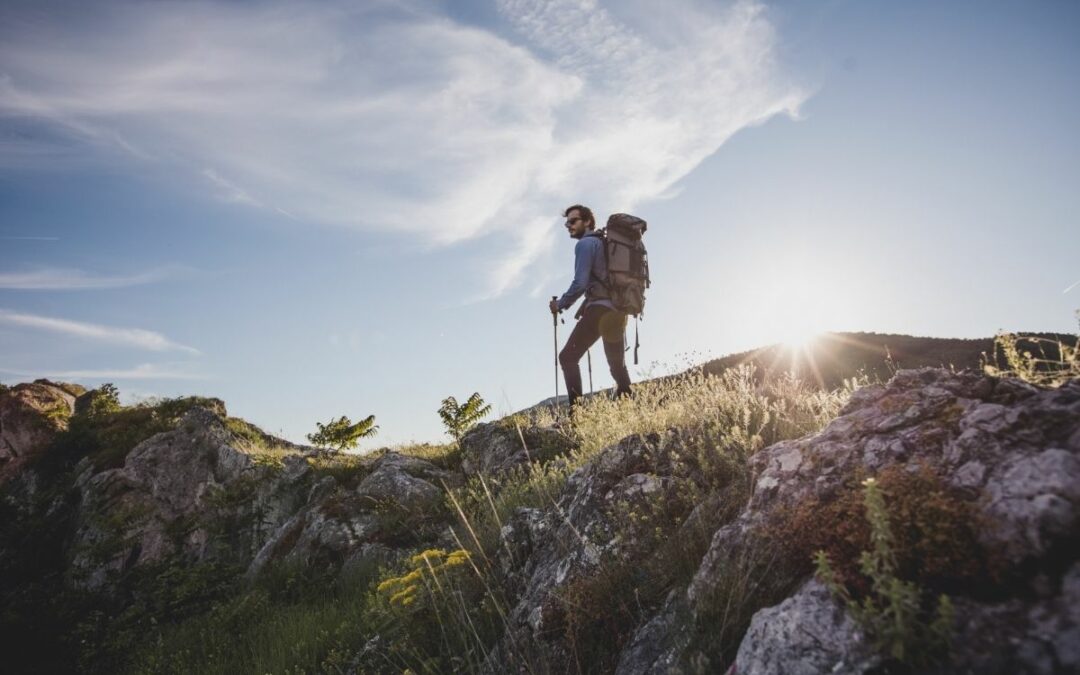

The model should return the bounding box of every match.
[557,233,615,312]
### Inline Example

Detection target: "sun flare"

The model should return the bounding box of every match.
[781,328,822,350]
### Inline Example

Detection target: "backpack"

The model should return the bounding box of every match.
[596,213,650,364]
[600,213,650,318]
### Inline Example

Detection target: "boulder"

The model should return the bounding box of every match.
[356,451,458,513]
[460,420,576,477]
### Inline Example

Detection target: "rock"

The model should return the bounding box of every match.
[69,407,312,588]
[247,452,457,578]
[615,590,693,675]
[481,430,706,673]
[700,369,1080,674]
[733,579,880,675]
[356,451,457,513]
[460,421,576,476]
[0,380,79,483]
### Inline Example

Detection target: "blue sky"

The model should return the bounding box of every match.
[1,0,1077,448]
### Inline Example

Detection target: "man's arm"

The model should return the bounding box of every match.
[556,238,596,311]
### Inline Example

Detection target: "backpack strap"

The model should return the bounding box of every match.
[586,230,610,289]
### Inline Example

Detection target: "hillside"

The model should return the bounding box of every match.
[0,335,1077,674]
[701,331,1079,390]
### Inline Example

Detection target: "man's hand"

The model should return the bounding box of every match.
[549,298,560,315]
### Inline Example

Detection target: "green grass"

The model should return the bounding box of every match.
[123,562,379,675]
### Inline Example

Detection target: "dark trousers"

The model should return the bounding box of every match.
[559,304,632,408]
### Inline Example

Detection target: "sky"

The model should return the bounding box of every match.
[1,0,1078,449]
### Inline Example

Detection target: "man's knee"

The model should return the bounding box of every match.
[559,346,579,369]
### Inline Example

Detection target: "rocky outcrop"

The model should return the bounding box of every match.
[482,429,714,672]
[0,380,82,483]
[472,369,1080,674]
[247,451,461,578]
[460,420,576,476]
[68,407,315,588]
[698,369,1080,673]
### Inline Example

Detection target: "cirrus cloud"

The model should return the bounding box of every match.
[0,0,805,296]
[0,308,200,354]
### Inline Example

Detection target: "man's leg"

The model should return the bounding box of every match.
[599,310,632,397]
[559,306,604,408]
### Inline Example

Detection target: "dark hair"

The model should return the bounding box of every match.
[563,204,595,230]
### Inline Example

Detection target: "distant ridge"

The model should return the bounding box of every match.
[701,331,1078,389]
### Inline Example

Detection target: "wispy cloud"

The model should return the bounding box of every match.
[0,363,206,380]
[0,265,192,290]
[0,309,200,354]
[0,235,60,241]
[0,0,804,297]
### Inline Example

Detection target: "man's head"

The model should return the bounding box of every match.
[563,204,595,240]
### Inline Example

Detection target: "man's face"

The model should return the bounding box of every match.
[565,209,590,239]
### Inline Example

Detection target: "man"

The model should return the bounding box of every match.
[549,204,633,409]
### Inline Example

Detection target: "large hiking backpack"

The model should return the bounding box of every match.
[599,213,650,364]
[601,213,650,318]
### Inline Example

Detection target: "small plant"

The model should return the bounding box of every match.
[438,393,492,443]
[814,477,955,668]
[306,414,378,452]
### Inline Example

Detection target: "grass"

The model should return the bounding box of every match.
[451,366,855,565]
[373,365,861,673]
[123,561,380,675]
[984,313,1080,387]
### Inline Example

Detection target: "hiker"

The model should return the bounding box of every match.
[549,204,633,409]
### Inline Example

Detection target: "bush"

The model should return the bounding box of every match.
[773,463,998,597]
[438,393,492,443]
[307,414,378,452]
[815,477,956,668]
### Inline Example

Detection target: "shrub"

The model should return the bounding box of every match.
[438,393,492,443]
[773,463,997,597]
[306,414,378,451]
[815,477,955,668]
[40,391,225,473]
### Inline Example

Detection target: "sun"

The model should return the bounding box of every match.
[781,326,822,350]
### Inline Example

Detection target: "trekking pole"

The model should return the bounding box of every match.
[587,349,593,395]
[551,296,560,414]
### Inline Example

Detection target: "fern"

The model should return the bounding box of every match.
[306,414,378,452]
[438,393,492,443]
